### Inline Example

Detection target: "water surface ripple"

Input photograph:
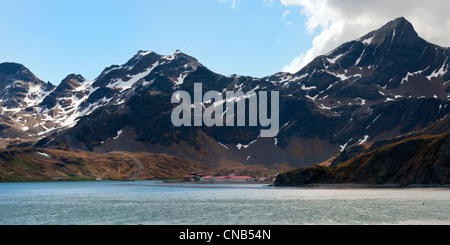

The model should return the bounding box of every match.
[0,181,449,225]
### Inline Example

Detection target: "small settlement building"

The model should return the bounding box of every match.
[258,176,269,182]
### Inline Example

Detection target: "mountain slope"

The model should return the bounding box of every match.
[274,115,450,187]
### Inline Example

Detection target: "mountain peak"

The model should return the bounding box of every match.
[0,62,27,76]
[135,50,155,57]
[0,62,45,90]
[366,17,419,47]
[392,17,410,26]
[62,73,85,82]
[56,74,85,92]
[386,17,416,34]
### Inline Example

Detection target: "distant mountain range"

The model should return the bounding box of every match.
[0,17,449,183]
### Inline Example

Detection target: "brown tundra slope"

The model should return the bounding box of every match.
[0,149,209,182]
[0,148,290,182]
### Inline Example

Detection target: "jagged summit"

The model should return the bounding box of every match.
[55,74,86,92]
[60,74,85,84]
[93,49,202,90]
[360,17,420,48]
[136,50,155,56]
[375,17,416,37]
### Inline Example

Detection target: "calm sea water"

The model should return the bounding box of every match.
[0,181,449,225]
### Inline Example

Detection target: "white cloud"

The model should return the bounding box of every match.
[282,10,293,26]
[219,0,241,9]
[263,0,277,7]
[280,0,450,73]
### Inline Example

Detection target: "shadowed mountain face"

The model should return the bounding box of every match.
[1,17,449,169]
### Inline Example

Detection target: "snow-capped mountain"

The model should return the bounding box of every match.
[1,17,449,168]
[0,50,204,148]
[264,17,449,106]
[264,17,449,137]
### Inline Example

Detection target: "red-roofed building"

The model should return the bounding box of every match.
[210,176,255,182]
[211,176,229,182]
[229,176,255,182]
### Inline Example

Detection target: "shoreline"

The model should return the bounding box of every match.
[1,179,449,189]
[273,183,450,189]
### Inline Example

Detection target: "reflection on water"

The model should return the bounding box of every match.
[0,181,449,225]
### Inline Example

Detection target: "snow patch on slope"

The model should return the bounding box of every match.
[107,61,159,90]
[357,135,369,145]
[327,54,344,64]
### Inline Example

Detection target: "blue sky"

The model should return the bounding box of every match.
[0,0,313,84]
